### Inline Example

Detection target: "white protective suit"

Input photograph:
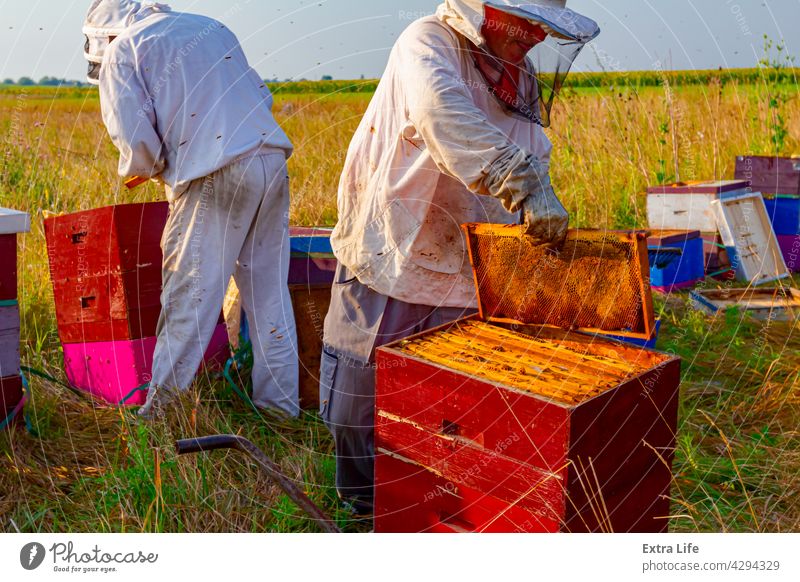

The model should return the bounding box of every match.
[85,0,294,200]
[331,0,597,309]
[85,0,299,416]
[321,0,599,506]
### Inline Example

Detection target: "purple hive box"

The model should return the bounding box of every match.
[778,234,800,272]
[289,226,336,285]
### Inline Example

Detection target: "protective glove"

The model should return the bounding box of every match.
[521,176,569,248]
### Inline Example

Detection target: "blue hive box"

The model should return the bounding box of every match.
[288,226,336,285]
[762,196,800,236]
[647,230,705,293]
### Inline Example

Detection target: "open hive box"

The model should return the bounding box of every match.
[691,287,800,321]
[374,225,681,533]
[710,192,790,285]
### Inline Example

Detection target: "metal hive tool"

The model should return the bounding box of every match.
[462,224,656,340]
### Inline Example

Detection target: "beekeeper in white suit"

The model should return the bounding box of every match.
[83,0,300,418]
[321,0,599,514]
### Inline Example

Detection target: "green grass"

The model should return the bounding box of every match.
[1,74,799,533]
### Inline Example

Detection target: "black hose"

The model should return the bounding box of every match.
[176,434,341,533]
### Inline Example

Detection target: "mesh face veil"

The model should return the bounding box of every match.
[82,1,170,84]
[469,1,599,127]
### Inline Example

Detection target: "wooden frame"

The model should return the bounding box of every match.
[691,287,800,321]
[711,192,790,285]
[461,223,656,341]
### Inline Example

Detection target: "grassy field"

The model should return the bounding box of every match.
[1,72,799,533]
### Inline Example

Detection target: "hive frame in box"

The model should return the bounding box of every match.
[691,287,800,321]
[462,224,656,341]
[646,180,749,232]
[710,192,790,285]
[374,316,682,533]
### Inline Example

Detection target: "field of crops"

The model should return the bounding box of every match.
[0,72,798,533]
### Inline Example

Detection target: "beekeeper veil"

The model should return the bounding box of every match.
[436,0,600,127]
[82,0,171,84]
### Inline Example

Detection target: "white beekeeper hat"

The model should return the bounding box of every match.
[486,1,599,42]
[437,0,601,127]
[82,0,170,84]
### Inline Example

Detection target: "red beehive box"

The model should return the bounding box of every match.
[374,225,681,533]
[1,375,24,427]
[735,155,800,196]
[44,203,168,343]
[0,235,17,302]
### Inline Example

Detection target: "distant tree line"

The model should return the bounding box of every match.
[1,77,90,87]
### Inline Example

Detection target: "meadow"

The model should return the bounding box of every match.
[0,69,798,532]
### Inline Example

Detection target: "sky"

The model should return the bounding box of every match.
[0,0,798,82]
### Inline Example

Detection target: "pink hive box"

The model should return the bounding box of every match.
[63,323,229,406]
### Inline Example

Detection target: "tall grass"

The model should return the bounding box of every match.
[1,74,799,533]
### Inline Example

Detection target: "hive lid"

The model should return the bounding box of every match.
[646,180,749,195]
[0,208,30,235]
[462,224,656,340]
[647,229,701,246]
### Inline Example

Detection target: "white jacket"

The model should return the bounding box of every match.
[331,4,554,309]
[97,5,293,200]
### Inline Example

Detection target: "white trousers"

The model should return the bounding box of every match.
[150,150,300,416]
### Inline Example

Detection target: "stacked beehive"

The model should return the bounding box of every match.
[646,180,750,278]
[287,227,336,409]
[1,208,30,428]
[44,203,228,406]
[735,155,800,272]
[374,225,682,533]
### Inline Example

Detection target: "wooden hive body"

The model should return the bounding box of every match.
[375,319,681,533]
[0,304,20,379]
[44,203,169,343]
[735,155,800,196]
[62,323,229,406]
[646,180,749,232]
[1,375,24,426]
[288,226,337,286]
[0,235,17,301]
[282,228,337,409]
[691,287,800,321]
[375,226,680,533]
[289,284,331,410]
[647,230,705,292]
[0,207,29,428]
[777,235,800,272]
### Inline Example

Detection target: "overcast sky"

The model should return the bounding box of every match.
[0,0,798,82]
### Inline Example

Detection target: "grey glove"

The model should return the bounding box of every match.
[521,176,569,247]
